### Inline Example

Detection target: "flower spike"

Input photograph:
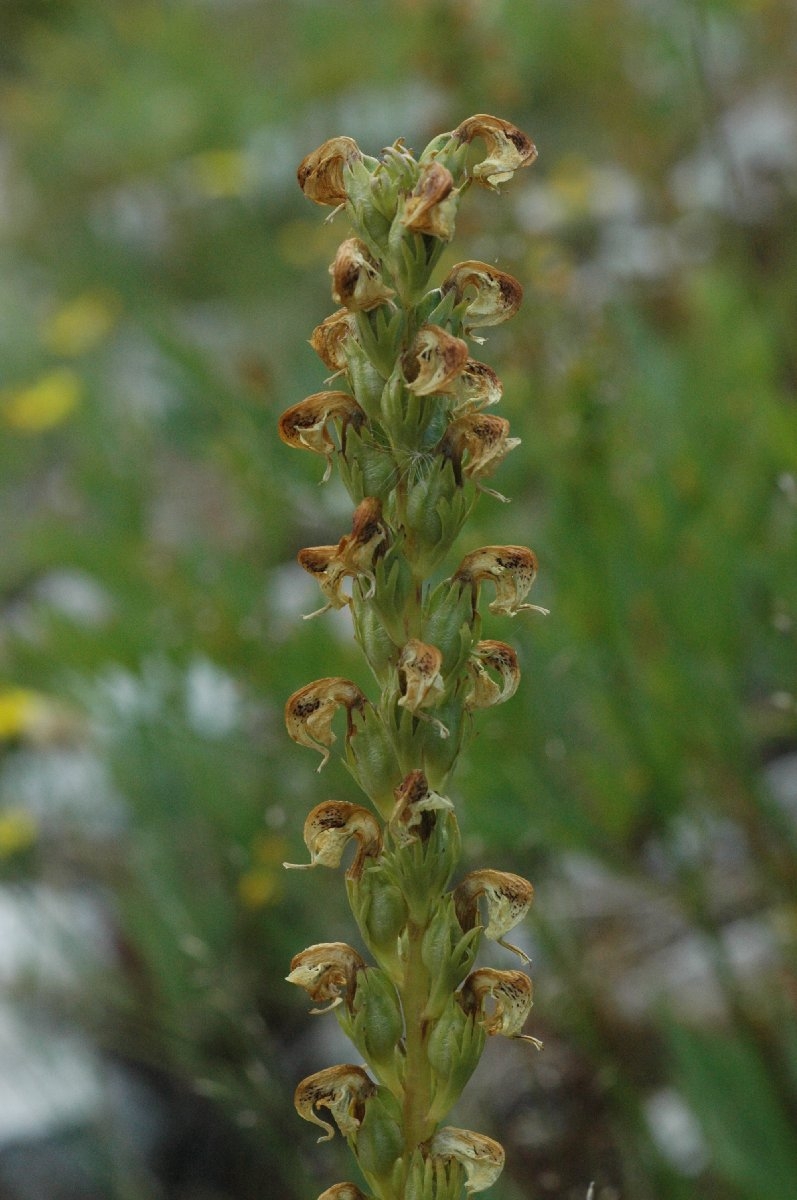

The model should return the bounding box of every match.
[283,800,382,880]
[454,868,534,962]
[284,678,367,770]
[454,114,537,189]
[428,1126,505,1194]
[294,1065,376,1142]
[286,942,366,1014]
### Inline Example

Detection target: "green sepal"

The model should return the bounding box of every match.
[344,701,403,817]
[346,338,387,421]
[383,810,461,926]
[405,460,476,576]
[410,697,469,791]
[418,133,470,182]
[386,223,443,305]
[350,592,399,682]
[427,996,486,1122]
[420,894,481,1019]
[370,546,414,646]
[347,863,408,983]
[423,580,479,674]
[350,1086,404,1183]
[337,424,396,505]
[356,307,405,380]
[343,157,392,255]
[404,1148,466,1200]
[422,287,459,331]
[337,968,405,1095]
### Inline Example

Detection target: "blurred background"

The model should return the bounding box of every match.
[1,1,796,1198]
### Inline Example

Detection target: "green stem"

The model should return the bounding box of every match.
[401,914,436,1181]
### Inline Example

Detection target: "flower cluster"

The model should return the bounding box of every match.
[280,115,542,1200]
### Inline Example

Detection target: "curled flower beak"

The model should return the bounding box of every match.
[453,545,548,618]
[283,800,382,880]
[317,1186,370,1200]
[284,678,367,770]
[441,261,523,329]
[298,497,387,618]
[428,1126,505,1194]
[454,868,534,962]
[397,639,448,737]
[401,161,458,241]
[294,1064,376,1142]
[310,308,358,374]
[286,942,366,1014]
[452,359,503,414]
[453,114,537,189]
[278,391,364,481]
[403,324,469,396]
[464,640,520,710]
[330,237,396,312]
[388,769,454,847]
[441,413,520,498]
[459,967,539,1043]
[297,136,363,207]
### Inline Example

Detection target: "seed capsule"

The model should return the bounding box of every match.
[453,545,547,618]
[277,391,364,481]
[464,640,520,711]
[441,261,523,329]
[297,136,363,207]
[401,161,458,241]
[459,967,535,1039]
[403,324,469,397]
[284,678,367,770]
[453,114,537,189]
[388,769,454,847]
[286,942,366,1014]
[294,1065,376,1142]
[283,800,382,880]
[428,1126,505,1194]
[330,238,395,312]
[454,869,534,962]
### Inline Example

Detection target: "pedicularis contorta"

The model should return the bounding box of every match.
[280,115,546,1200]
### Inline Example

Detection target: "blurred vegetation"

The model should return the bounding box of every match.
[1,1,796,1198]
